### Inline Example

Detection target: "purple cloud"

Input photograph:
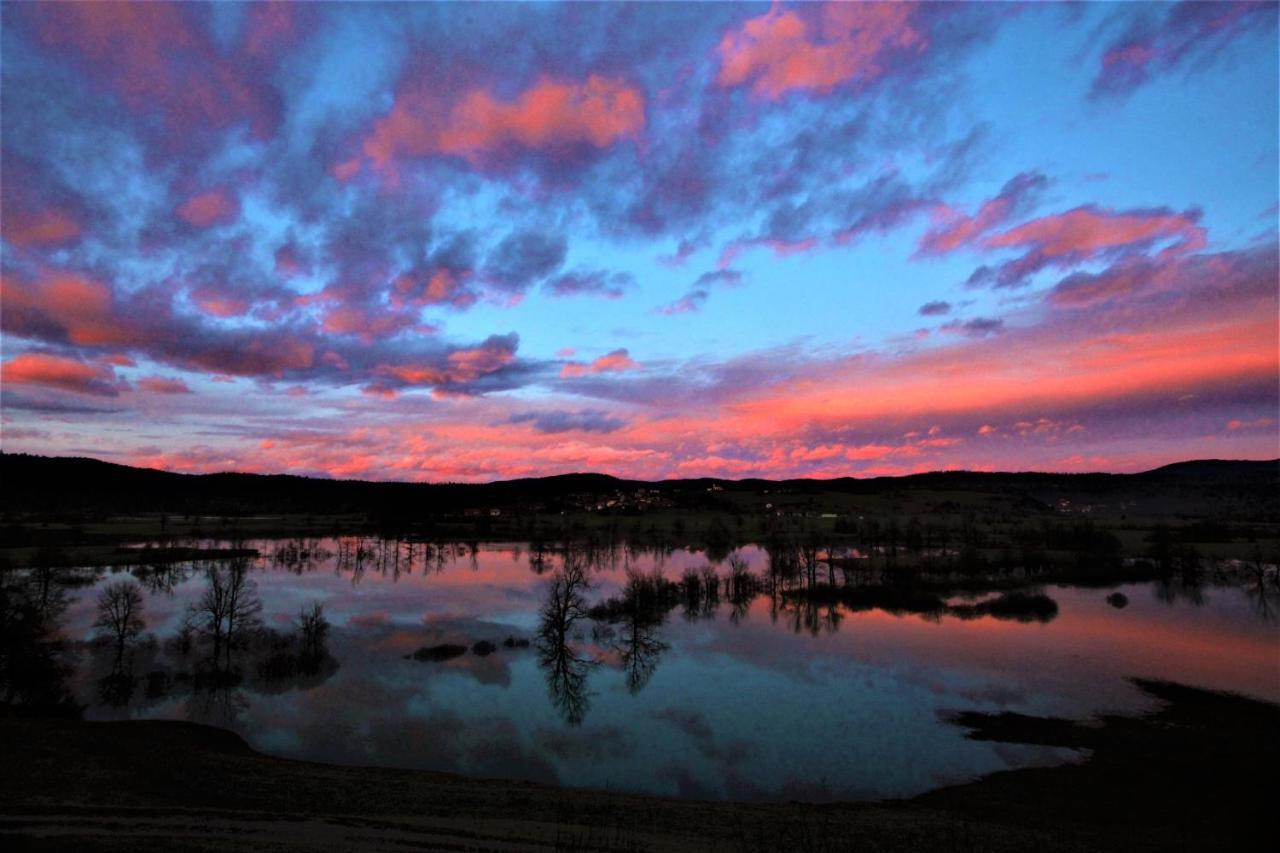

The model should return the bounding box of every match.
[546,270,635,299]
[1092,1,1277,98]
[507,409,627,434]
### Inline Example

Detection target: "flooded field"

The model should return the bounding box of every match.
[33,538,1280,801]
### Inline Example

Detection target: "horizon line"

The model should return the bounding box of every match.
[4,451,1276,489]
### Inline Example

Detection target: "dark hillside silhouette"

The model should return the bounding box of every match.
[3,452,1277,519]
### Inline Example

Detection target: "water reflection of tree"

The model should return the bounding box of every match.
[1246,583,1275,621]
[91,579,147,705]
[529,539,550,574]
[725,555,757,625]
[781,597,842,637]
[1154,577,1207,607]
[680,567,720,621]
[614,577,670,694]
[93,560,336,720]
[132,560,189,595]
[536,559,596,725]
[186,678,250,727]
[269,538,332,575]
[1243,548,1278,621]
[27,555,67,620]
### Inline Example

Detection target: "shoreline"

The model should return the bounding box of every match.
[4,678,1276,852]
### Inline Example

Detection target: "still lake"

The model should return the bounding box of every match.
[54,538,1280,802]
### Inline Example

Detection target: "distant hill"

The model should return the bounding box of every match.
[1,452,1276,519]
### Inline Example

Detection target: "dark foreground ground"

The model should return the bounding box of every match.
[2,679,1276,853]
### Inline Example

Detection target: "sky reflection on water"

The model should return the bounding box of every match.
[54,539,1280,801]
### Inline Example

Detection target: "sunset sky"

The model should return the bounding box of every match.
[1,1,1276,482]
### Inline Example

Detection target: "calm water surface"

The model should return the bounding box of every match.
[52,539,1280,801]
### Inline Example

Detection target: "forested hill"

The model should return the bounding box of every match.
[2,452,1276,520]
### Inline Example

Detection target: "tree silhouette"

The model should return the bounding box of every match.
[191,557,262,672]
[536,558,596,725]
[604,572,672,694]
[0,575,77,714]
[94,580,145,674]
[298,601,330,666]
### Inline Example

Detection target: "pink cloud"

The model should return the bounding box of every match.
[1092,2,1276,97]
[981,206,1205,260]
[391,269,477,309]
[191,288,251,318]
[844,444,896,461]
[99,354,136,367]
[1227,417,1275,431]
[361,74,645,171]
[370,336,519,392]
[274,242,307,278]
[330,158,361,183]
[447,341,518,378]
[137,376,192,395]
[560,348,639,378]
[718,237,818,269]
[717,2,926,99]
[1,272,133,347]
[240,0,301,60]
[961,204,1208,289]
[1,207,81,247]
[176,189,239,228]
[28,2,283,143]
[0,352,124,396]
[321,305,416,341]
[917,172,1047,256]
[1049,245,1269,309]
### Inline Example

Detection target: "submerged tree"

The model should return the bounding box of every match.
[93,580,145,673]
[193,565,231,665]
[191,558,262,671]
[224,559,263,661]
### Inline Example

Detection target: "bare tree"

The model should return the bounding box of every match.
[193,565,229,665]
[94,580,145,672]
[191,558,261,670]
[801,527,822,591]
[223,558,262,667]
